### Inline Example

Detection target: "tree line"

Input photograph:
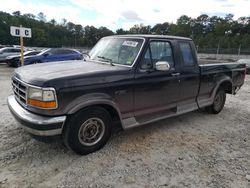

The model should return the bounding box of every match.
[0,11,250,49]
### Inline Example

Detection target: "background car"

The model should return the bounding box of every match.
[23,48,83,65]
[6,50,41,67]
[237,59,250,74]
[0,47,21,63]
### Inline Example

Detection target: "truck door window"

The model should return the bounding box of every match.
[179,42,195,66]
[140,41,174,70]
[140,48,152,69]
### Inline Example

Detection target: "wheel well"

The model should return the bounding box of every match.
[98,104,123,129]
[74,104,123,130]
[219,81,232,94]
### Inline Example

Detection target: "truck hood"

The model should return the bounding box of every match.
[14,60,131,88]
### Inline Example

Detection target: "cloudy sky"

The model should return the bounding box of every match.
[1,0,250,30]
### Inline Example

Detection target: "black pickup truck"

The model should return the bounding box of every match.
[8,35,246,155]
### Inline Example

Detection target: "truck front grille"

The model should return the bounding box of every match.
[12,78,27,105]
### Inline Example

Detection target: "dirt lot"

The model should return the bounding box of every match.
[0,63,250,188]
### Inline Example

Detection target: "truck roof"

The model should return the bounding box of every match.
[106,34,192,41]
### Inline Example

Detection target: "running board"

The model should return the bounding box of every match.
[122,112,178,130]
[122,113,176,130]
[122,105,200,130]
[122,117,139,129]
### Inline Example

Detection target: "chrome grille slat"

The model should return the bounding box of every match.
[12,78,27,105]
[12,83,26,93]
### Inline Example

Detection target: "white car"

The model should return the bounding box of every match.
[237,59,250,74]
[0,47,21,63]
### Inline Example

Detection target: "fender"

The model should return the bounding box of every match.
[198,74,232,108]
[211,74,232,98]
[64,92,123,124]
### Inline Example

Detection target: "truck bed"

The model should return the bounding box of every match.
[198,58,237,65]
[198,62,245,108]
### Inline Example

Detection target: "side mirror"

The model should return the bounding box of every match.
[43,53,49,57]
[155,61,170,71]
[82,53,90,60]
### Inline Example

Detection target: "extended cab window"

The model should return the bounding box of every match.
[141,41,174,70]
[179,42,195,66]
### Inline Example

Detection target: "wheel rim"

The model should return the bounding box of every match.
[78,117,105,146]
[214,91,224,111]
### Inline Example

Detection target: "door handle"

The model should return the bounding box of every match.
[171,73,181,76]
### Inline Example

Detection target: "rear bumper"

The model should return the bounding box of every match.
[7,95,66,136]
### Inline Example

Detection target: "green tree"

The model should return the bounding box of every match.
[116,28,127,35]
[37,12,46,22]
[0,10,250,49]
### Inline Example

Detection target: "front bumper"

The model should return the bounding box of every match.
[7,95,66,136]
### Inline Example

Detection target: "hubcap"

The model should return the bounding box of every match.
[78,117,105,146]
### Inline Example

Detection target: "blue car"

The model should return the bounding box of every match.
[22,48,83,66]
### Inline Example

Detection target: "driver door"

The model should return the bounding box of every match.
[134,40,181,122]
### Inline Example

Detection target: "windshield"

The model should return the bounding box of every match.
[88,37,144,66]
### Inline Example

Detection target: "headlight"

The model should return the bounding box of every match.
[27,87,57,109]
[28,88,43,100]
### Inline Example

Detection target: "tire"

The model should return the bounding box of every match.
[6,61,11,67]
[32,61,40,64]
[247,68,250,75]
[11,61,19,67]
[13,62,19,67]
[62,106,112,155]
[205,89,226,114]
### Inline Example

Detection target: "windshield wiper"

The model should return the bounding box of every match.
[97,56,115,66]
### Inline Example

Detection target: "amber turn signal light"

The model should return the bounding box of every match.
[27,99,57,109]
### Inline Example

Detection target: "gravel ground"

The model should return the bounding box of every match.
[0,63,250,188]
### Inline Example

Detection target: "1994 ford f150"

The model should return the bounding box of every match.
[7,35,246,155]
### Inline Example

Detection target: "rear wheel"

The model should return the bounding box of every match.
[247,68,250,74]
[205,89,226,114]
[62,106,112,155]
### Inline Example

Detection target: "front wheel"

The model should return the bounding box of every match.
[6,61,12,67]
[62,106,112,155]
[205,89,226,114]
[12,61,19,67]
